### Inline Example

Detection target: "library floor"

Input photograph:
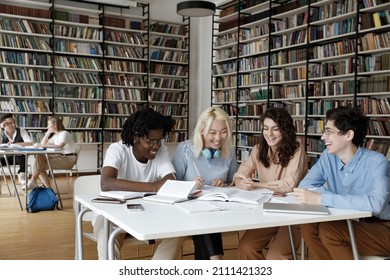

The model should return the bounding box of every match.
[0,174,241,260]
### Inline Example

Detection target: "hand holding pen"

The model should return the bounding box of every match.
[192,161,205,189]
[234,173,255,191]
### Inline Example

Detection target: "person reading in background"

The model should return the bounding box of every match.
[294,106,390,259]
[234,107,308,260]
[93,107,183,260]
[172,106,238,260]
[26,116,76,189]
[0,113,33,185]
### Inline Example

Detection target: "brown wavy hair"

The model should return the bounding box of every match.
[258,107,299,167]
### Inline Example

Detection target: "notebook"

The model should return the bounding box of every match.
[143,179,197,204]
[263,202,330,215]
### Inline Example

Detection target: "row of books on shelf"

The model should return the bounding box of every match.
[105,30,145,45]
[104,88,145,101]
[55,101,102,114]
[360,31,390,51]
[165,131,188,143]
[3,98,50,113]
[1,83,51,97]
[54,56,102,70]
[104,16,143,30]
[0,67,50,81]
[311,40,355,60]
[149,23,187,36]
[149,78,185,89]
[53,10,99,25]
[105,45,143,59]
[150,105,187,117]
[15,114,48,128]
[54,40,102,55]
[150,64,188,76]
[0,18,51,35]
[150,50,188,63]
[150,37,187,49]
[213,90,237,103]
[0,34,51,51]
[104,74,144,87]
[237,133,262,148]
[54,72,100,85]
[0,51,50,66]
[104,60,145,73]
[62,116,101,129]
[359,53,390,73]
[237,119,261,132]
[148,92,188,103]
[0,4,51,19]
[364,138,390,160]
[104,103,142,115]
[55,86,102,99]
[29,130,103,144]
[54,24,102,41]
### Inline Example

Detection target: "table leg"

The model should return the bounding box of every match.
[287,225,297,260]
[76,207,90,260]
[108,227,125,260]
[3,155,23,210]
[45,154,63,209]
[346,219,360,260]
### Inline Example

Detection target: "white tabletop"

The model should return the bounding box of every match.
[75,193,372,241]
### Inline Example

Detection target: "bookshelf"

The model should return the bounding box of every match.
[212,0,390,164]
[0,0,190,171]
[148,19,190,143]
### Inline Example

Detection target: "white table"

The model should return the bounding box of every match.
[74,193,371,260]
[0,148,64,210]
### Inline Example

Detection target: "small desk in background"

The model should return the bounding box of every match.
[0,148,64,210]
[74,193,371,260]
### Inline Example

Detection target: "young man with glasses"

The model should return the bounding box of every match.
[293,106,390,259]
[0,113,33,185]
[93,107,184,260]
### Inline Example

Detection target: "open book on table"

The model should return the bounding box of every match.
[197,185,272,205]
[143,179,197,204]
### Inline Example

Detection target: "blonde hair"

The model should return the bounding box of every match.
[191,107,233,158]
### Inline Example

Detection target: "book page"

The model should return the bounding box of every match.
[100,191,154,200]
[198,186,271,205]
[157,179,196,198]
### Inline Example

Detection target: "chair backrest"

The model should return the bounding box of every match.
[73,174,101,197]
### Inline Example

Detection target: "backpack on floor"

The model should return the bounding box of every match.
[27,186,59,213]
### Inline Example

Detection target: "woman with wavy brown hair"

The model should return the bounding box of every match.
[233,107,308,260]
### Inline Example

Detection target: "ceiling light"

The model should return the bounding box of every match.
[177,1,216,17]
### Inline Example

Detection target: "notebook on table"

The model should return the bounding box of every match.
[263,202,330,215]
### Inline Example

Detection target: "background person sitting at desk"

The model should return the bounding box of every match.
[294,106,390,259]
[172,106,238,260]
[0,113,33,185]
[26,116,76,190]
[233,107,308,260]
[93,107,183,260]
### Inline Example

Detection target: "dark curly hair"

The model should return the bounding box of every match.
[258,107,300,167]
[121,107,175,147]
[326,106,368,147]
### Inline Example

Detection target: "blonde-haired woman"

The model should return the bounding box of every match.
[172,106,238,260]
[27,116,76,189]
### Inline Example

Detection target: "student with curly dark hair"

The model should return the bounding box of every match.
[234,107,308,259]
[93,107,184,260]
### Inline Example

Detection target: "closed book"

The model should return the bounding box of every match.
[100,191,156,200]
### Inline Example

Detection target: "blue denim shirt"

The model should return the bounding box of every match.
[299,147,390,219]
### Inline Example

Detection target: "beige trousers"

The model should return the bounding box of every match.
[33,154,76,186]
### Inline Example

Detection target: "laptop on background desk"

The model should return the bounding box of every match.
[263,202,330,215]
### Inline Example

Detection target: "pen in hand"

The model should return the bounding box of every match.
[193,161,201,177]
[192,161,204,188]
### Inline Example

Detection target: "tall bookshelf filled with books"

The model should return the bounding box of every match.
[0,0,190,171]
[212,0,390,165]
[148,19,190,143]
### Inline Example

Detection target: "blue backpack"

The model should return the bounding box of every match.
[27,187,59,213]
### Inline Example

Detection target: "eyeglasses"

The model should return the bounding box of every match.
[143,137,165,147]
[321,128,341,136]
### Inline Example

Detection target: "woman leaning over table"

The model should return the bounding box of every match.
[26,116,76,189]
[172,106,238,260]
[234,107,308,260]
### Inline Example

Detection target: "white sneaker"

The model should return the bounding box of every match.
[18,172,26,185]
[23,179,38,190]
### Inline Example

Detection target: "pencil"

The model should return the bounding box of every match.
[192,161,201,177]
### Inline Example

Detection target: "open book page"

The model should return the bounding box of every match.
[99,191,156,200]
[143,179,197,204]
[197,186,272,205]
